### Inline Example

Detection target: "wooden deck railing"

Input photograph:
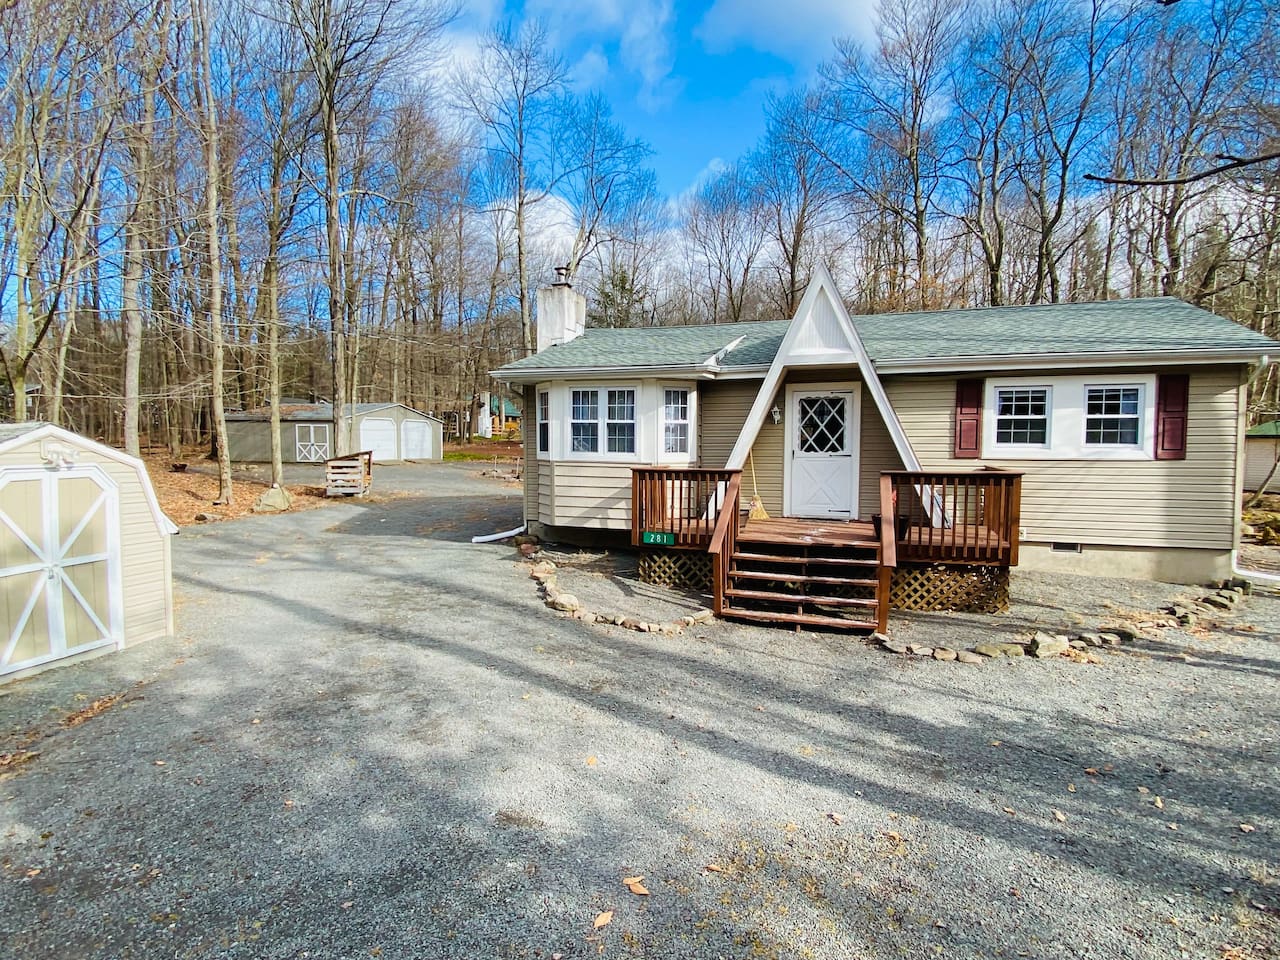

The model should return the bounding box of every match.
[707,473,742,616]
[876,475,898,633]
[631,467,743,549]
[884,469,1023,565]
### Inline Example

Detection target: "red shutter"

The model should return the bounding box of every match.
[954,379,983,458]
[1155,373,1189,461]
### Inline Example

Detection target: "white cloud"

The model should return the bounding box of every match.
[524,0,681,111]
[569,46,610,92]
[695,0,879,65]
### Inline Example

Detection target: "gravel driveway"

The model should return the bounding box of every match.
[1,461,1276,960]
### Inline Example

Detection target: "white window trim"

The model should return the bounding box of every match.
[564,383,642,462]
[536,390,550,460]
[658,383,697,465]
[982,375,1156,461]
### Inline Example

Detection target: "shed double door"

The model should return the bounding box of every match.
[0,467,121,676]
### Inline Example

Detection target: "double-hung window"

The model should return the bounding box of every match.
[570,389,600,452]
[994,387,1049,446]
[1084,385,1141,447]
[663,388,690,455]
[606,389,636,453]
[536,391,550,455]
[569,387,636,455]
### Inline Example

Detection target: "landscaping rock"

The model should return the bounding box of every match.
[547,593,581,613]
[1076,633,1103,647]
[882,639,910,655]
[956,650,984,664]
[691,608,715,624]
[998,643,1026,657]
[193,512,223,522]
[1202,595,1234,611]
[1030,631,1070,658]
[910,644,935,657]
[252,485,292,514]
[571,608,594,622]
[1098,632,1123,646]
[529,561,556,580]
[933,648,957,662]
[974,643,1005,658]
[621,618,643,631]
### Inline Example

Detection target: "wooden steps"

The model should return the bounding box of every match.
[719,519,884,633]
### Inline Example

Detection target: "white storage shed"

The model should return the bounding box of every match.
[0,423,176,681]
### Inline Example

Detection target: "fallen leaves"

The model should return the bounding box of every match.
[1153,796,1165,810]
[0,750,40,770]
[1239,823,1256,833]
[1067,783,1077,793]
[622,876,649,896]
[60,693,123,728]
[826,812,843,826]
[585,756,598,767]
[704,864,725,874]
[1002,806,1016,816]
[593,910,613,929]
[1053,809,1067,823]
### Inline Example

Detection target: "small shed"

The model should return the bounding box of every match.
[1245,421,1280,493]
[0,423,176,682]
[226,402,444,464]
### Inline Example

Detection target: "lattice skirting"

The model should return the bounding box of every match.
[638,550,712,591]
[891,563,1010,613]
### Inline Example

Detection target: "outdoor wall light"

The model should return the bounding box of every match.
[770,404,782,425]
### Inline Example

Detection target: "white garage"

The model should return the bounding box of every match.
[227,403,444,464]
[359,417,398,462]
[0,423,176,682]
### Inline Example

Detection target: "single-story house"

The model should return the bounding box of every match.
[495,268,1275,627]
[0,423,176,680]
[1245,421,1280,493]
[226,402,444,464]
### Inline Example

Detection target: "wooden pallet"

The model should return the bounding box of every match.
[325,450,373,497]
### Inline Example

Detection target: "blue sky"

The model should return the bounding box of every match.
[448,0,880,197]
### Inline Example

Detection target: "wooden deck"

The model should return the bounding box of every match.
[739,517,879,548]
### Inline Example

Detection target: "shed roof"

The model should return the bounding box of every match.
[1247,421,1280,438]
[494,297,1276,380]
[226,402,442,423]
[0,422,43,443]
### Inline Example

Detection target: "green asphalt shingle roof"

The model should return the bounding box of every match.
[1248,421,1280,438]
[494,297,1276,377]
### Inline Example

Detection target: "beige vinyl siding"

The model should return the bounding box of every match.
[1245,437,1280,492]
[698,380,759,468]
[0,439,172,649]
[859,400,906,517]
[884,366,1244,549]
[545,462,634,529]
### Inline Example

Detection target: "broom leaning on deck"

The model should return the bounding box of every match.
[747,452,769,520]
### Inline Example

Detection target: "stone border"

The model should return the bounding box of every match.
[872,577,1255,666]
[527,559,714,636]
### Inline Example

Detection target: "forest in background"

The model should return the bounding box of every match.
[2,0,1278,499]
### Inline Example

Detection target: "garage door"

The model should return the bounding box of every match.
[359,418,398,462]
[0,467,121,677]
[401,420,434,460]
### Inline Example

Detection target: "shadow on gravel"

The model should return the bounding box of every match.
[321,494,523,543]
[177,568,1278,898]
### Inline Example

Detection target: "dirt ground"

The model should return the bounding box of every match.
[142,455,329,527]
[444,438,523,459]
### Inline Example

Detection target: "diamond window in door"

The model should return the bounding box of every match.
[0,469,120,676]
[798,396,847,453]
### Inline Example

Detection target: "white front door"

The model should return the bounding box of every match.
[0,466,122,676]
[360,417,398,462]
[785,384,860,519]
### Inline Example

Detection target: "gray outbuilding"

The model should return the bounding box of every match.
[226,402,444,464]
[0,423,177,681]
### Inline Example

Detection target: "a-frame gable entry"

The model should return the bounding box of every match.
[725,264,922,473]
